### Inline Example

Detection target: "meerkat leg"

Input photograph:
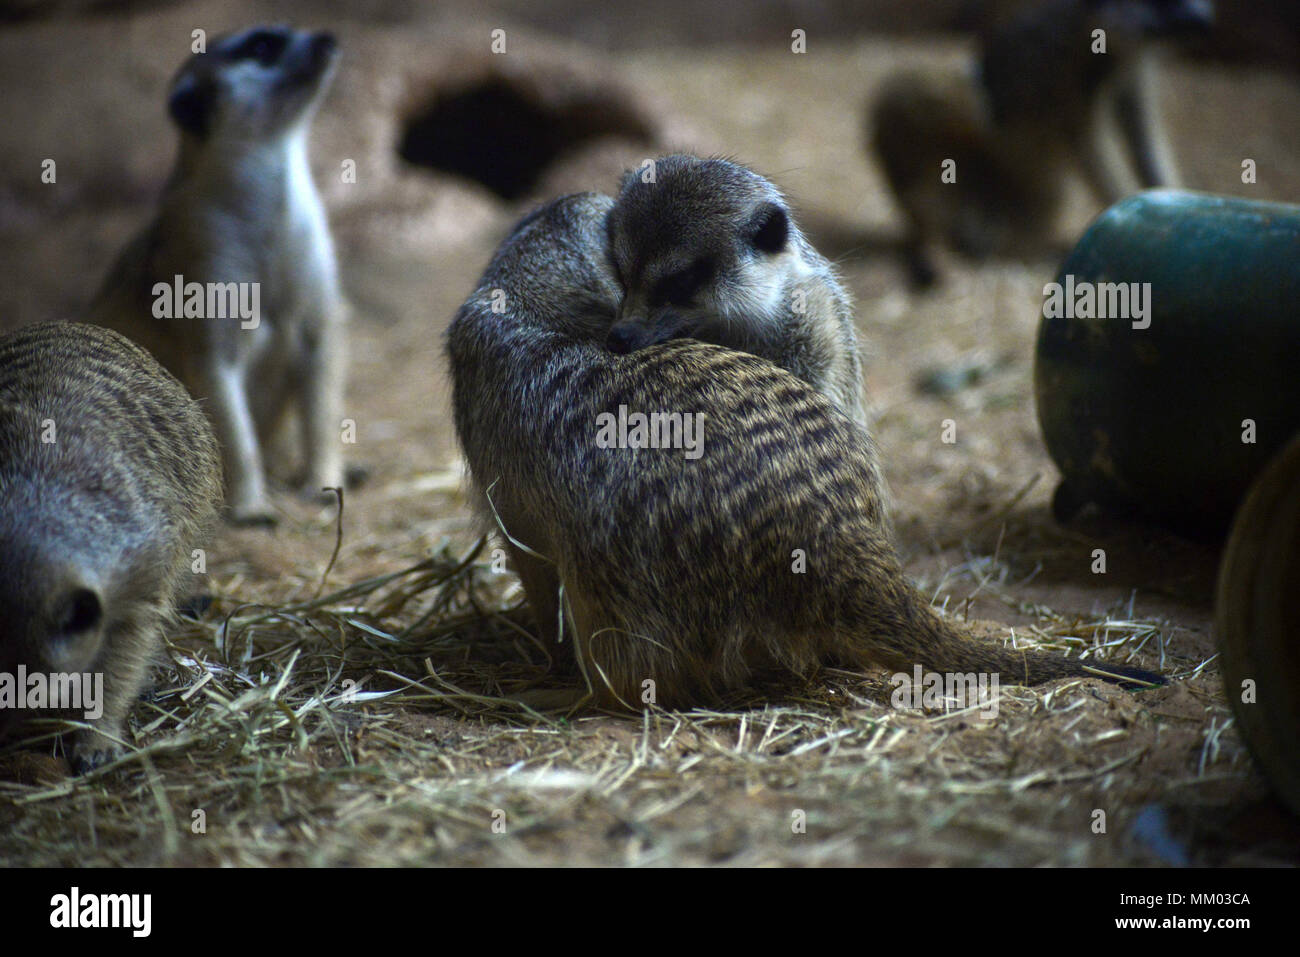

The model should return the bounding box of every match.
[296,318,346,497]
[569,595,688,712]
[71,692,132,774]
[250,359,296,466]
[901,232,939,290]
[1078,99,1142,206]
[71,716,129,773]
[562,594,632,711]
[508,543,563,647]
[69,619,158,773]
[202,362,275,525]
[1112,60,1179,188]
[896,187,943,287]
[496,547,592,712]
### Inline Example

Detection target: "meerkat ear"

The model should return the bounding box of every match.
[749,203,789,254]
[168,75,213,137]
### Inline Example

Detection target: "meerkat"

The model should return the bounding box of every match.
[871,68,1063,288]
[0,322,222,773]
[87,25,347,525]
[603,155,866,427]
[446,193,1163,709]
[870,0,1213,286]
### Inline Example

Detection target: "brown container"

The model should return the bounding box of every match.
[1215,433,1300,816]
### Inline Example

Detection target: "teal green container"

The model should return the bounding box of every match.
[1035,190,1300,537]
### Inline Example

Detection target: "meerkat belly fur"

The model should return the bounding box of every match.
[603,155,866,427]
[0,322,222,772]
[447,194,1163,709]
[87,25,346,525]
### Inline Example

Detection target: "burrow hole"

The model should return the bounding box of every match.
[397,75,655,201]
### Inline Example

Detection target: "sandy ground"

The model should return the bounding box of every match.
[0,1,1298,865]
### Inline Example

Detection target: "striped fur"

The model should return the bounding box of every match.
[0,321,222,771]
[447,195,1164,709]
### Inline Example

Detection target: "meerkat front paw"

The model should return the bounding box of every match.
[71,731,125,775]
[71,746,122,775]
[177,593,214,619]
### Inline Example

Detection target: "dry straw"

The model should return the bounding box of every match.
[0,505,1259,866]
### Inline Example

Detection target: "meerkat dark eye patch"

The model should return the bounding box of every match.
[748,203,789,254]
[230,29,290,66]
[167,74,214,137]
[649,258,714,309]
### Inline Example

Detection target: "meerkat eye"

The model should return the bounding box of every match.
[233,30,288,66]
[650,258,714,308]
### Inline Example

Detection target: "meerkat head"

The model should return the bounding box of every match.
[0,507,110,722]
[0,565,105,678]
[604,154,800,354]
[166,25,338,145]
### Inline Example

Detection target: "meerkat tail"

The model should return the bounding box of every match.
[837,580,1166,690]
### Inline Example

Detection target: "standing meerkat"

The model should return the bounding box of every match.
[870,0,1213,286]
[87,25,347,525]
[603,155,866,427]
[446,194,1163,709]
[0,322,222,773]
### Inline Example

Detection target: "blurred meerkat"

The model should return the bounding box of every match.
[603,155,866,427]
[871,68,1062,287]
[88,25,346,525]
[0,322,222,773]
[446,193,1163,709]
[870,0,1213,286]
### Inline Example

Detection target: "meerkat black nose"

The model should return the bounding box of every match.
[42,586,105,670]
[606,323,642,354]
[55,588,103,639]
[312,31,338,56]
